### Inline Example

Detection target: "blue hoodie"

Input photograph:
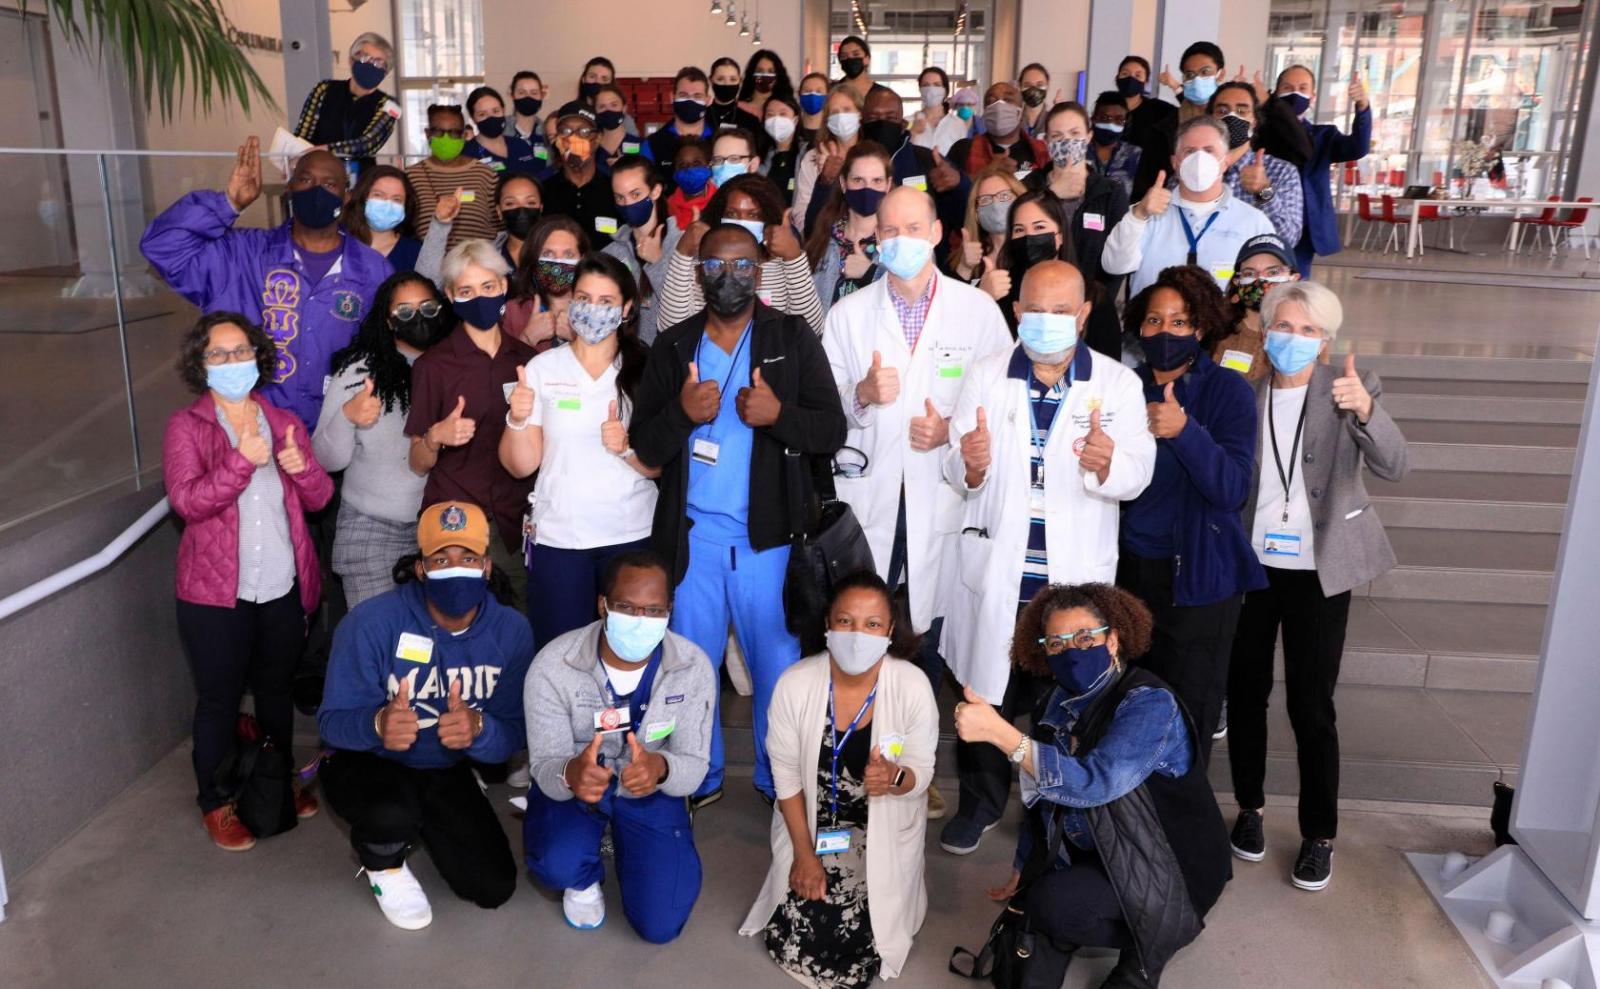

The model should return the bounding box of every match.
[318,580,534,769]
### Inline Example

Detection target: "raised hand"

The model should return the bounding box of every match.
[429,395,476,448]
[855,350,900,407]
[343,377,381,428]
[565,732,614,804]
[636,217,666,263]
[601,399,628,454]
[736,366,782,428]
[1159,64,1182,95]
[953,684,1005,744]
[960,407,991,486]
[620,731,666,797]
[680,361,722,424]
[766,209,804,260]
[237,412,270,467]
[1239,152,1269,195]
[507,366,535,427]
[677,206,709,257]
[908,397,949,452]
[1251,69,1269,103]
[1135,170,1171,220]
[863,744,899,797]
[436,678,480,750]
[960,234,984,274]
[1332,352,1373,422]
[842,245,874,279]
[1146,381,1188,439]
[1078,409,1115,483]
[1349,71,1369,110]
[929,148,960,193]
[435,186,465,223]
[275,424,307,475]
[379,678,419,751]
[978,265,1011,301]
[818,139,846,186]
[227,135,263,213]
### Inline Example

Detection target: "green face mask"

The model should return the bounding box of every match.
[429,134,465,162]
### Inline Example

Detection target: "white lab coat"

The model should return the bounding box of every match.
[940,344,1156,704]
[822,273,1013,631]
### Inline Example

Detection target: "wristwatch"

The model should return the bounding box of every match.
[892,767,907,790]
[1255,186,1276,205]
[1008,734,1031,766]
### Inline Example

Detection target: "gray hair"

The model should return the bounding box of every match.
[1260,280,1343,341]
[1175,114,1229,148]
[350,32,394,67]
[440,239,511,293]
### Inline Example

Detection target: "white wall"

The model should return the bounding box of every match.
[1219,0,1272,79]
[1015,0,1089,100]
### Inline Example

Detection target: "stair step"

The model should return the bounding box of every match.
[1370,496,1566,533]
[1387,527,1561,572]
[1368,470,1573,504]
[1381,393,1585,424]
[1365,565,1552,605]
[1382,377,1590,400]
[1395,420,1580,448]
[1406,441,1574,474]
[1353,354,1592,384]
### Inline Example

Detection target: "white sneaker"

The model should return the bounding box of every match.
[366,863,433,930]
[563,882,606,930]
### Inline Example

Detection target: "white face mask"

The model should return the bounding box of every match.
[920,85,946,109]
[827,111,861,140]
[764,115,797,144]
[826,629,891,675]
[1178,149,1223,193]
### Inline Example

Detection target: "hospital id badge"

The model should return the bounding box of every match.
[594,706,633,733]
[1263,527,1303,558]
[691,437,720,465]
[815,828,851,855]
[1029,484,1047,514]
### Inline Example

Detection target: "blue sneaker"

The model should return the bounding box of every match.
[939,815,998,855]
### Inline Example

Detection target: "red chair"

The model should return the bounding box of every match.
[1414,202,1451,255]
[1355,192,1379,250]
[1513,196,1562,255]
[1374,194,1410,254]
[1431,170,1444,188]
[1388,169,1406,188]
[1521,197,1593,259]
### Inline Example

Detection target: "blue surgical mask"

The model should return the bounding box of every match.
[876,235,933,280]
[727,217,765,242]
[1017,312,1078,360]
[290,185,343,228]
[710,161,746,187]
[799,92,827,115]
[421,565,488,619]
[568,300,624,344]
[1280,92,1312,118]
[454,292,506,331]
[206,361,259,402]
[1265,330,1323,375]
[363,197,406,232]
[1046,643,1116,696]
[618,196,655,228]
[955,104,975,121]
[675,165,712,196]
[605,610,670,662]
[1183,75,1219,105]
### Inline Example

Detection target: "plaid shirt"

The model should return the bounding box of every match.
[888,274,937,350]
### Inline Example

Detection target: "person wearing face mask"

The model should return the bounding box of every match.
[540,113,622,251]
[1116,264,1264,755]
[954,583,1231,989]
[940,261,1154,856]
[790,85,863,238]
[630,223,847,809]
[709,129,764,196]
[317,501,533,930]
[406,241,539,609]
[1209,234,1301,382]
[1101,115,1276,297]
[796,71,831,147]
[507,70,548,147]
[591,83,647,173]
[953,163,1025,286]
[315,272,453,607]
[1018,63,1054,138]
[165,312,333,851]
[761,95,804,205]
[909,66,967,156]
[405,104,501,250]
[1274,63,1372,275]
[822,185,1012,826]
[501,255,660,648]
[1207,82,1304,248]
[739,49,795,121]
[504,215,589,351]
[835,35,876,100]
[1089,92,1143,198]
[708,57,767,152]
[142,138,389,431]
[522,552,716,939]
[805,143,893,318]
[947,82,1049,179]
[644,67,716,170]
[464,86,547,179]
[604,156,684,345]
[666,137,718,231]
[980,190,1076,328]
[740,572,937,985]
[1112,56,1178,202]
[344,165,424,272]
[554,55,640,136]
[418,171,546,290]
[293,33,400,175]
[1227,280,1405,895]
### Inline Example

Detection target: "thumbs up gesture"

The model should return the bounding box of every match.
[275,424,307,475]
[929,147,960,193]
[960,406,991,487]
[736,366,782,427]
[565,732,614,804]
[1135,170,1172,220]
[601,399,628,454]
[766,208,804,261]
[1240,151,1270,194]
[507,365,535,428]
[379,678,420,751]
[1332,352,1373,423]
[343,377,382,428]
[959,234,985,275]
[429,395,476,448]
[908,397,949,451]
[236,410,270,467]
[1160,64,1183,95]
[1349,71,1369,111]
[863,744,900,797]
[978,265,1012,301]
[620,731,667,797]
[1146,381,1188,439]
[679,360,722,423]
[954,684,1005,744]
[1078,408,1115,482]
[435,186,465,223]
[436,677,482,750]
[855,350,900,407]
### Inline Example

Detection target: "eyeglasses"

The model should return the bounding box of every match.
[353,53,388,70]
[608,600,670,620]
[391,301,443,322]
[1237,267,1293,283]
[976,191,1016,208]
[203,344,256,366]
[697,257,759,276]
[1181,66,1220,81]
[558,127,598,140]
[710,154,754,167]
[427,127,466,139]
[1037,626,1110,652]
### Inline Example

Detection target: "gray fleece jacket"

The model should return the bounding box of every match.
[524,619,715,801]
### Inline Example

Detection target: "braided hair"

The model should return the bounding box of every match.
[328,270,449,415]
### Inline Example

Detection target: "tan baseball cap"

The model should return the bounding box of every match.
[417,501,490,556]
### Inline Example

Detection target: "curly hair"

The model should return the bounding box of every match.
[739,49,796,104]
[330,271,450,415]
[176,311,278,395]
[810,569,923,662]
[703,172,787,228]
[343,165,420,243]
[1121,263,1233,342]
[1010,583,1154,678]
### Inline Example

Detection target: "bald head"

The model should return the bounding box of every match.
[1015,259,1090,329]
[291,149,347,193]
[879,184,936,228]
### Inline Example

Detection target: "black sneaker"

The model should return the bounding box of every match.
[1292,839,1333,891]
[1230,809,1265,862]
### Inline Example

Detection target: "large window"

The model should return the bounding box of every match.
[827,0,992,116]
[392,0,486,156]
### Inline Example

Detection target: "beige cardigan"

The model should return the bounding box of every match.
[738,653,939,979]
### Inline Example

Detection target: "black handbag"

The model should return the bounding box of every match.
[950,808,1075,988]
[214,714,299,839]
[781,447,875,656]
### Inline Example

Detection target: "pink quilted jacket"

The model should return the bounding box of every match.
[162,392,333,613]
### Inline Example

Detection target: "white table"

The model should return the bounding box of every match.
[1402,196,1593,259]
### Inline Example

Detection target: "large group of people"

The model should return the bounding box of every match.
[151,32,1398,987]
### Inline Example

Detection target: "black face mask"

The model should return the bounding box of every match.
[513,96,542,117]
[579,81,602,101]
[713,82,740,104]
[703,266,758,316]
[393,310,452,350]
[475,114,506,139]
[1021,86,1047,108]
[595,109,625,132]
[502,206,542,240]
[840,57,866,79]
[860,118,905,151]
[1222,114,1252,149]
[1009,232,1058,272]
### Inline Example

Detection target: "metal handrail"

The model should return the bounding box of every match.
[0,497,170,624]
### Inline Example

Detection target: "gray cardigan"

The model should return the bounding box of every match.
[311,361,428,524]
[601,219,683,346]
[1241,362,1409,596]
[523,620,716,801]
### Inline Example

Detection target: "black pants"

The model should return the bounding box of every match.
[320,750,516,909]
[955,670,1052,827]
[1116,552,1241,763]
[176,588,304,812]
[1227,567,1350,840]
[1025,853,1131,950]
[298,478,346,686]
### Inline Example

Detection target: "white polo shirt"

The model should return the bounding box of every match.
[525,346,656,550]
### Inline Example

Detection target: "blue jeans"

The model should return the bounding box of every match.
[523,785,702,943]
[525,537,653,653]
[670,527,799,798]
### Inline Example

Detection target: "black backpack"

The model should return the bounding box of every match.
[213,714,298,839]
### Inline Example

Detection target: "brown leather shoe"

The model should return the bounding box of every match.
[202,804,256,852]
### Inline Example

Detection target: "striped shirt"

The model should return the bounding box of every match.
[216,406,296,604]
[405,159,501,251]
[888,272,936,350]
[1019,370,1067,607]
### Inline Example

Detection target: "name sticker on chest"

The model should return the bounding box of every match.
[595,216,619,235]
[903,174,928,191]
[1083,212,1105,232]
[644,719,676,743]
[396,632,433,664]
[1220,349,1255,375]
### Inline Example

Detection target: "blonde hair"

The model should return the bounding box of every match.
[962,160,1028,247]
[1260,280,1343,341]
[440,239,512,294]
[825,83,864,113]
[349,32,394,67]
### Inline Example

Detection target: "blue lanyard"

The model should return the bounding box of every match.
[691,322,753,432]
[1177,206,1220,265]
[602,644,664,729]
[1025,367,1074,480]
[827,678,877,826]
